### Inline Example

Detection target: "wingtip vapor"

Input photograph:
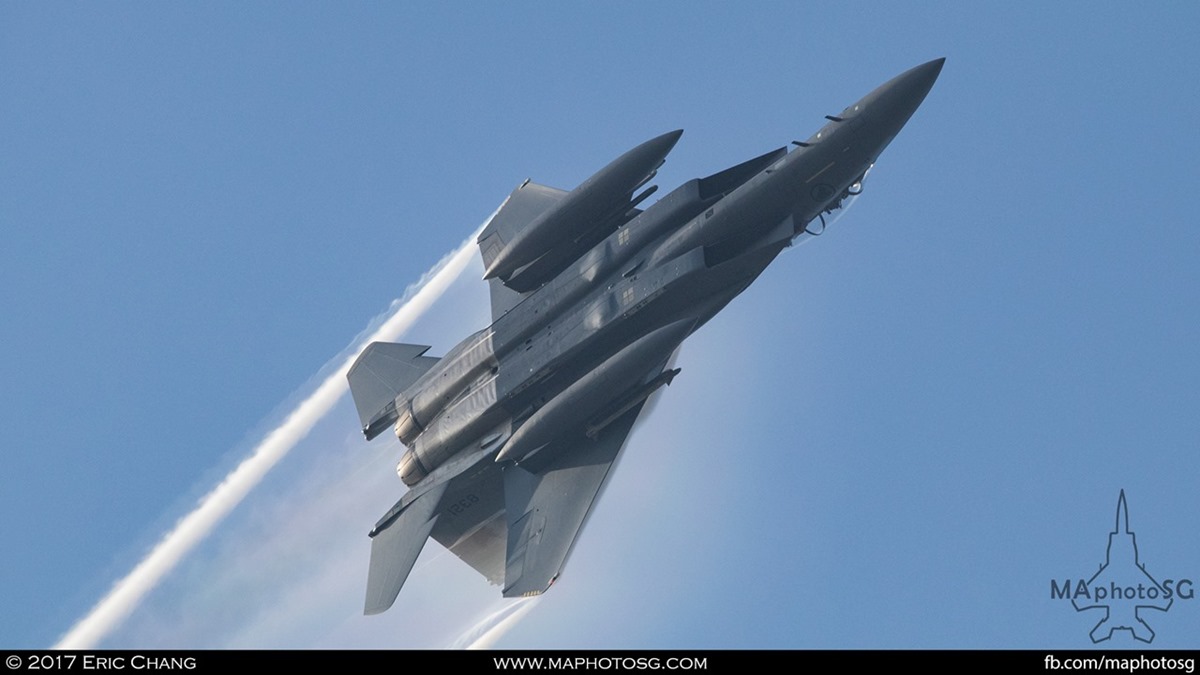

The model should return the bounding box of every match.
[348,60,943,614]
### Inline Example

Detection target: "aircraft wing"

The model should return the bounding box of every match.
[499,398,650,597]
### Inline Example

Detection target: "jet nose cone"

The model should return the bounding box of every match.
[907,57,945,98]
[875,57,944,119]
[848,58,944,158]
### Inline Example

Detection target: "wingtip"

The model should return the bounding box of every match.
[363,591,396,615]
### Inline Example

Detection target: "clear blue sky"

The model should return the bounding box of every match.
[3,3,1199,648]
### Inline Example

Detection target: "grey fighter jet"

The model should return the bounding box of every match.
[347,59,944,614]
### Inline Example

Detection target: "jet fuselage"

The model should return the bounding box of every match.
[345,59,944,611]
[392,59,944,484]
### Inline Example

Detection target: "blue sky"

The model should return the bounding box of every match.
[3,3,1200,648]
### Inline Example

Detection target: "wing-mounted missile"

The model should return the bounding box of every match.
[480,130,684,292]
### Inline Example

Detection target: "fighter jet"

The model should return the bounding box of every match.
[347,59,944,614]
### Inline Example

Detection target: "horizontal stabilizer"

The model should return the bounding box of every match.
[364,481,449,615]
[347,342,439,438]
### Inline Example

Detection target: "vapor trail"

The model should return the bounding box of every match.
[452,598,541,650]
[55,228,485,649]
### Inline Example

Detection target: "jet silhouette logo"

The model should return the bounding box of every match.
[1051,491,1194,643]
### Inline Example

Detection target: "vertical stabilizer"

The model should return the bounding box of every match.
[347,342,440,439]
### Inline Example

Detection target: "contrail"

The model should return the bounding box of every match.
[451,598,541,650]
[55,227,486,649]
